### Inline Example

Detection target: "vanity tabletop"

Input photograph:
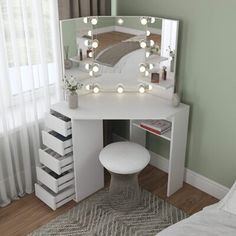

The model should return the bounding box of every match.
[51,93,189,120]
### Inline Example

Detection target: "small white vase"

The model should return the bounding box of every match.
[68,92,78,109]
[172,93,180,107]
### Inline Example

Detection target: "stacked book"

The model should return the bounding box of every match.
[140,120,171,135]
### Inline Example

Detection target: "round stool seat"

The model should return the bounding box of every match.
[99,141,150,174]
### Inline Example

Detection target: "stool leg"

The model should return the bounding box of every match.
[109,172,140,211]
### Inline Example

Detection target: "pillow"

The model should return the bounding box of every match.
[220,180,236,215]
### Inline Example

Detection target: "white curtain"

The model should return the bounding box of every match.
[0,0,62,207]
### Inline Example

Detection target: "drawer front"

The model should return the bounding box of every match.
[45,112,72,137]
[42,130,73,156]
[39,148,73,175]
[35,183,75,210]
[36,166,74,193]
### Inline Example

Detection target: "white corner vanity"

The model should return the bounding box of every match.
[35,16,190,210]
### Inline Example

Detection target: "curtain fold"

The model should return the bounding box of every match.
[58,0,109,20]
[0,0,61,207]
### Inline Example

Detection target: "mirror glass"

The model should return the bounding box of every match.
[60,16,178,93]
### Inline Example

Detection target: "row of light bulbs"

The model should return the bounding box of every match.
[85,84,153,94]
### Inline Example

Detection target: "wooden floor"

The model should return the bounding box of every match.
[0,165,218,236]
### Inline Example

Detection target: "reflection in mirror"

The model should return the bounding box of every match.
[60,16,178,93]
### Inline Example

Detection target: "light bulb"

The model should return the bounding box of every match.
[148,84,153,90]
[89,71,94,76]
[87,30,92,37]
[92,39,99,48]
[140,17,147,25]
[91,18,98,25]
[84,39,89,46]
[93,86,100,93]
[139,85,145,93]
[139,64,146,73]
[85,63,90,70]
[149,63,154,70]
[117,85,124,94]
[117,18,124,25]
[85,84,90,90]
[88,51,93,58]
[150,17,155,24]
[140,40,147,48]
[83,17,89,24]
[145,71,149,76]
[146,30,151,36]
[146,51,151,58]
[150,40,155,47]
[92,64,99,73]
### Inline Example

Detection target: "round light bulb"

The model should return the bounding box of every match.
[140,40,147,48]
[93,86,99,93]
[150,17,155,23]
[146,30,151,36]
[85,84,90,90]
[145,71,149,76]
[139,85,145,93]
[83,17,89,24]
[146,51,151,58]
[89,71,94,76]
[88,51,93,58]
[117,18,124,25]
[91,18,98,25]
[92,40,99,48]
[148,84,153,90]
[150,40,155,47]
[92,64,99,73]
[84,39,89,46]
[149,63,154,70]
[85,63,90,70]
[140,17,147,25]
[139,64,146,73]
[87,30,92,37]
[117,85,124,94]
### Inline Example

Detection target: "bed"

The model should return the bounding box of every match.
[157,181,236,236]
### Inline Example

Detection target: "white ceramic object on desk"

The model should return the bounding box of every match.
[172,93,180,107]
[68,92,78,109]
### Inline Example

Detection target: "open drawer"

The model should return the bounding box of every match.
[39,148,73,175]
[36,166,74,193]
[45,110,72,137]
[42,130,73,156]
[35,183,75,210]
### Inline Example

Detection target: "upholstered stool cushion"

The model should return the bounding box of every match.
[99,141,150,174]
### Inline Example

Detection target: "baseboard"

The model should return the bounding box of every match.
[112,133,229,199]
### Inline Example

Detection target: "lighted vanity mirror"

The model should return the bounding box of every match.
[60,16,179,93]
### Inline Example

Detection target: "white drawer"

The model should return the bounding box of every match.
[35,183,75,210]
[39,148,73,175]
[36,166,74,193]
[42,130,73,156]
[45,110,72,137]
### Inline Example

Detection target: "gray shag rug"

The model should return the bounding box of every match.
[28,188,188,236]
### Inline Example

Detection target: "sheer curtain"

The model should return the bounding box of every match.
[0,0,62,207]
[58,0,109,19]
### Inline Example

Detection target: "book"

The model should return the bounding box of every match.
[140,120,171,135]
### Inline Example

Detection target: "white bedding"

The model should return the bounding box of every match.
[157,203,236,236]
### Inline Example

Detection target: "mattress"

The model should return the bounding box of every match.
[156,203,236,236]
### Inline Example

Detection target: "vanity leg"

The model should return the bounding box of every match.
[72,120,104,202]
[167,108,189,196]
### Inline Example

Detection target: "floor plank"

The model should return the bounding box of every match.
[0,165,218,236]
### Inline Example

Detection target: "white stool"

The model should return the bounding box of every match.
[99,141,150,210]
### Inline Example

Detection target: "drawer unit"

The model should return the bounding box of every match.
[36,166,74,193]
[45,110,72,137]
[39,148,73,175]
[42,130,73,156]
[35,183,75,210]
